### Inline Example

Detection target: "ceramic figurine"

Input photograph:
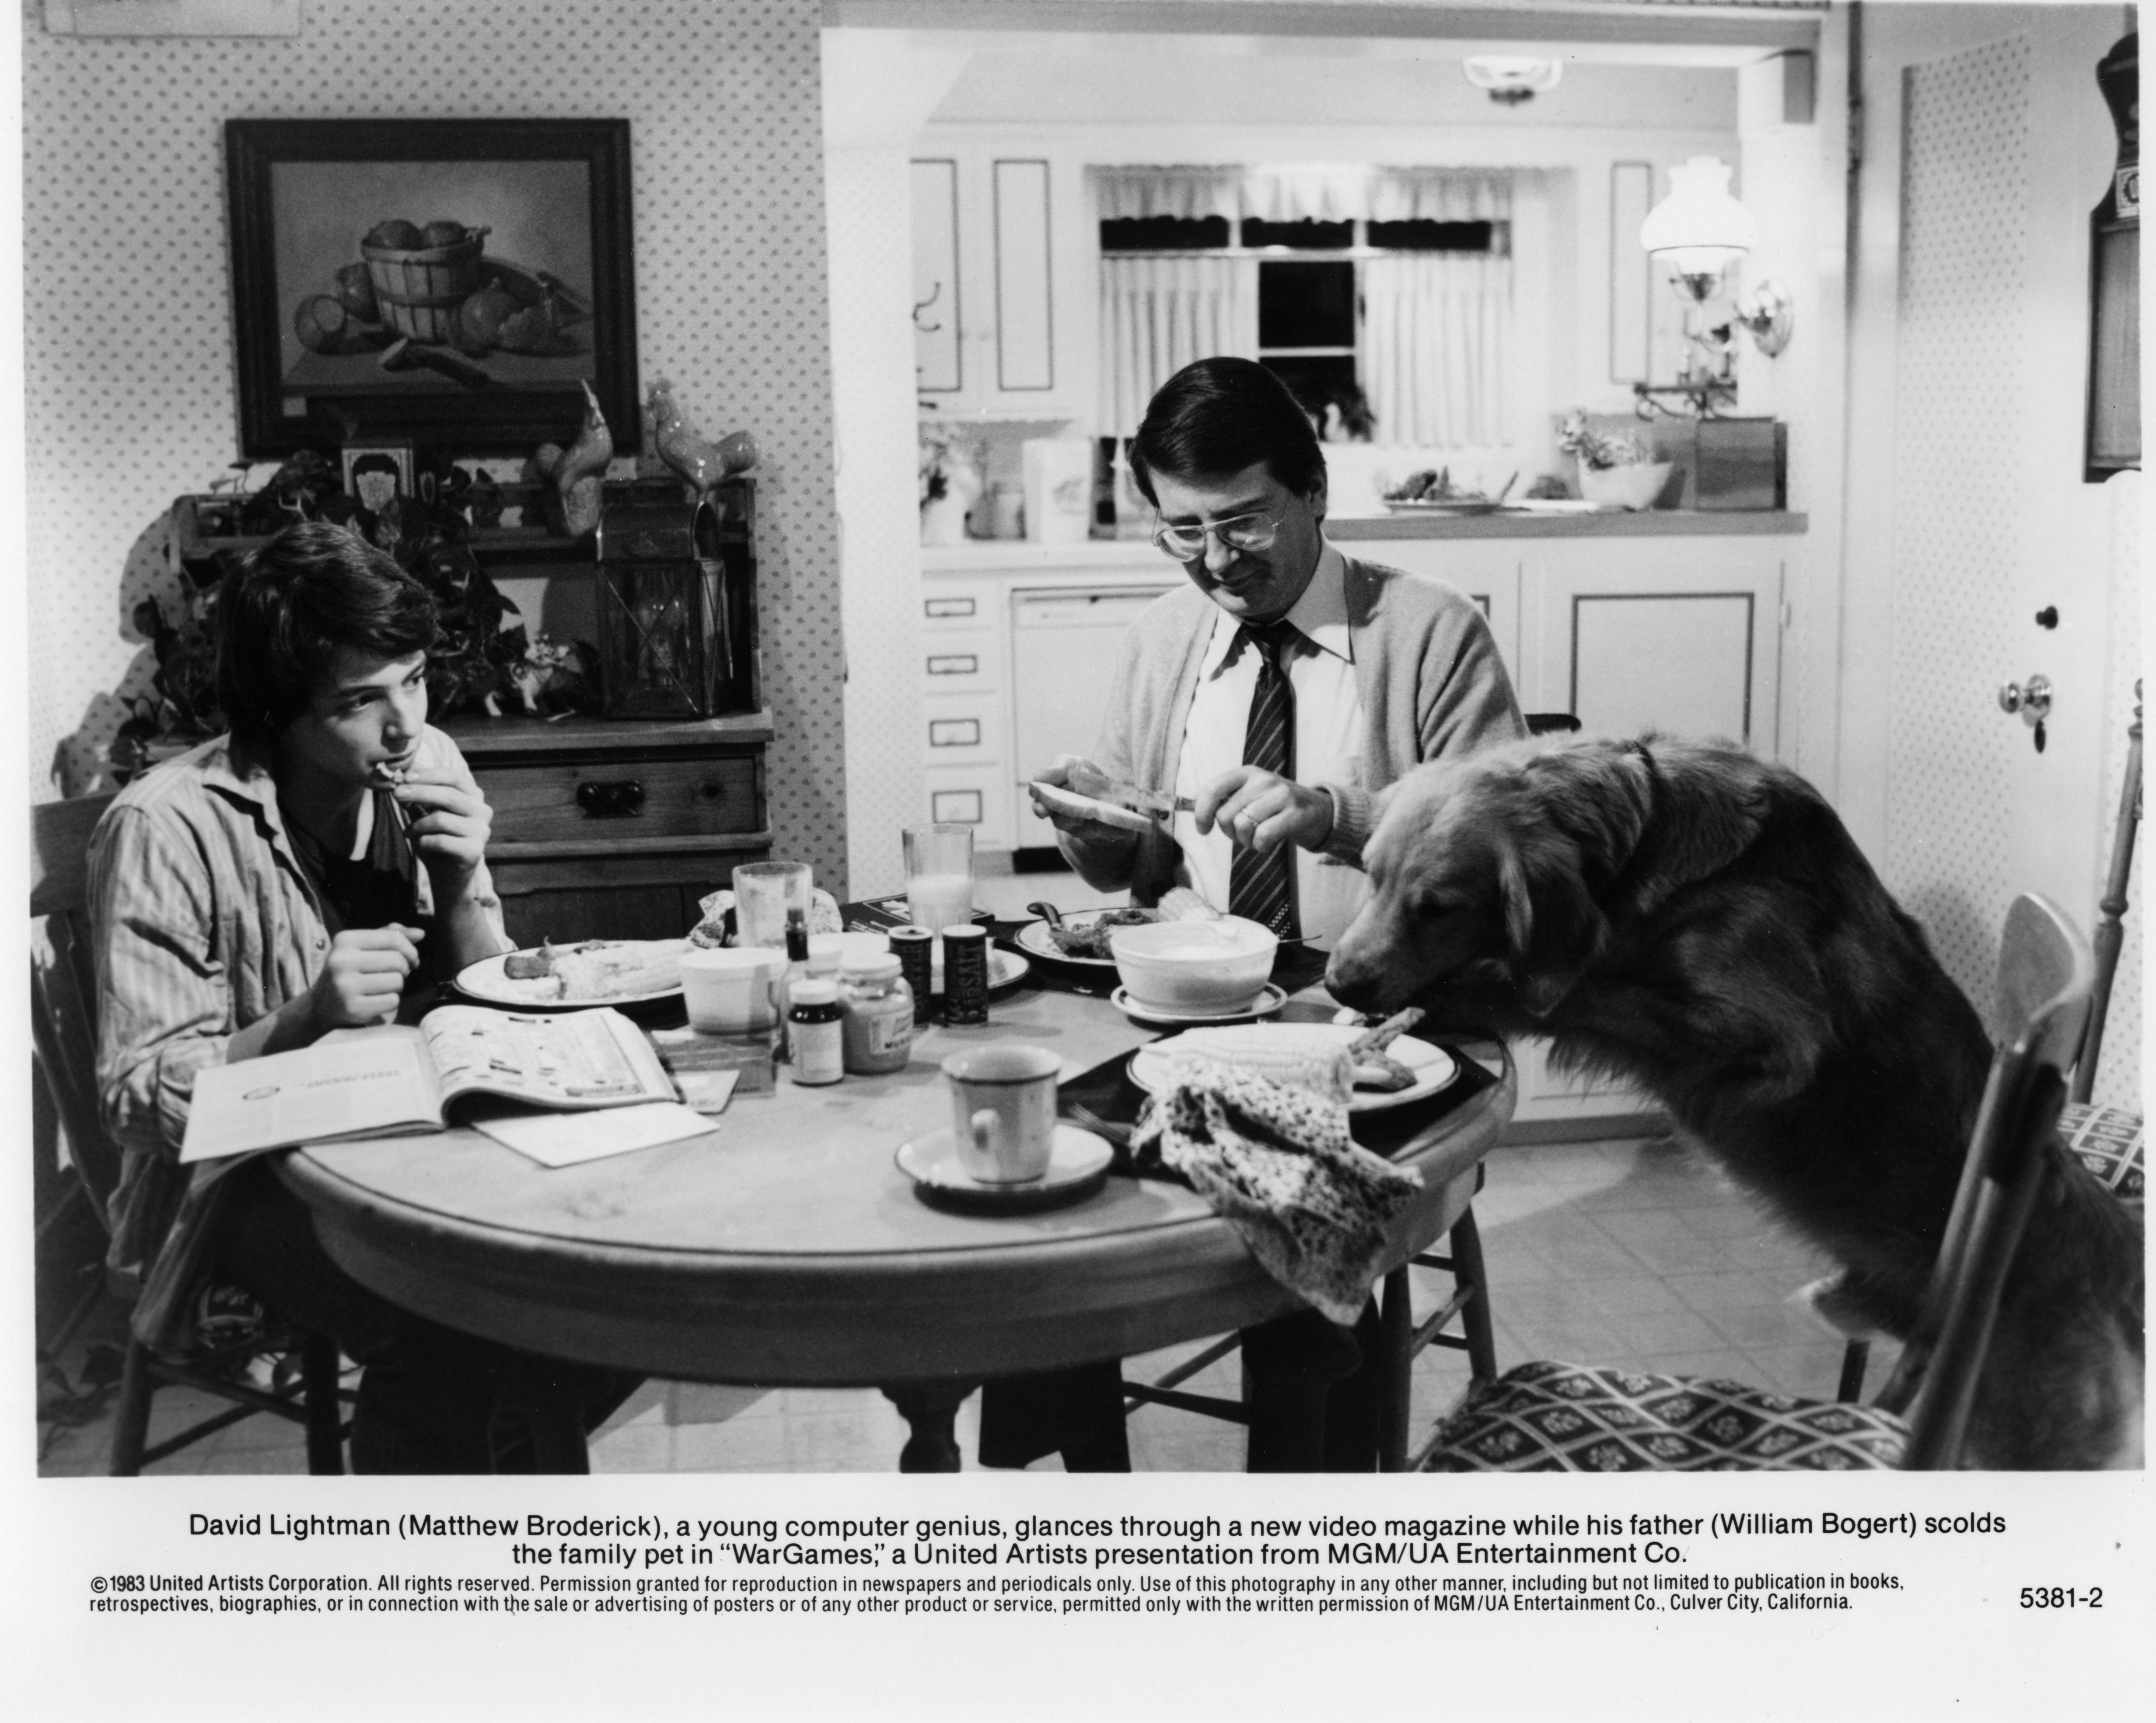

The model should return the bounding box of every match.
[534,379,613,535]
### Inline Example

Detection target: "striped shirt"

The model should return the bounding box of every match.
[87,725,507,1347]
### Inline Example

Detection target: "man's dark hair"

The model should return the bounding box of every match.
[1128,356,1327,506]
[217,521,437,743]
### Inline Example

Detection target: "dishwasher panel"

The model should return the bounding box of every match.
[1010,586,1173,849]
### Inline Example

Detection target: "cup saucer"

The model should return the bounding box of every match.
[1110,982,1287,1028]
[894,1125,1113,1213]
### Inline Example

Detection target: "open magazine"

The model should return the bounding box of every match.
[180,1006,678,1164]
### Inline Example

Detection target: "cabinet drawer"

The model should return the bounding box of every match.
[920,693,1002,765]
[472,753,762,844]
[923,763,1013,850]
[919,628,1000,692]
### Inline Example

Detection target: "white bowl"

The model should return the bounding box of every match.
[680,945,786,1034]
[1109,917,1278,1015]
[1577,459,1673,511]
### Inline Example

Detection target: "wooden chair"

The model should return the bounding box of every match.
[1423,894,2093,1471]
[1840,688,2142,1400]
[1120,1170,1498,1472]
[30,793,349,1475]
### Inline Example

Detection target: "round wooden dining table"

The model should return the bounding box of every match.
[278,981,1516,1470]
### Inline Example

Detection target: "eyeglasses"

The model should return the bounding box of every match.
[1150,511,1280,560]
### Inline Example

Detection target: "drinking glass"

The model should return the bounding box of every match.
[732,860,813,950]
[902,825,975,937]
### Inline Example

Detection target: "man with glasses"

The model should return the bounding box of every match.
[992,359,1523,1473]
[1031,356,1522,945]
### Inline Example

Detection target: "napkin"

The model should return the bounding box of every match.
[1128,1054,1423,1325]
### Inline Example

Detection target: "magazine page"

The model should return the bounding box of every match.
[417,1005,676,1110]
[178,1027,440,1163]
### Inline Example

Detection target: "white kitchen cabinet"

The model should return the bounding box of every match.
[912,150,1082,419]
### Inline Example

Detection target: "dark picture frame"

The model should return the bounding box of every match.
[226,118,637,459]
[2084,33,2139,481]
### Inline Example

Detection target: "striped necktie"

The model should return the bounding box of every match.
[1228,618,1301,941]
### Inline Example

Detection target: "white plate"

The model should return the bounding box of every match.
[1381,497,1503,515]
[1111,983,1287,1028]
[928,946,1031,996]
[453,948,683,1010]
[1015,910,1152,969]
[1509,498,1619,514]
[1128,1023,1458,1115]
[895,1124,1114,1211]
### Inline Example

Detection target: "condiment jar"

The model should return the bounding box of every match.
[788,979,845,1087]
[839,956,915,1075]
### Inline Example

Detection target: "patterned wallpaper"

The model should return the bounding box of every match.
[21,0,850,891]
[1885,31,2030,1011]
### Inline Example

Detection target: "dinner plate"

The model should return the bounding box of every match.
[1128,1023,1458,1115]
[1014,910,1148,969]
[1111,983,1287,1028]
[1381,498,1503,515]
[928,946,1031,996]
[895,1124,1114,1213]
[1508,498,1620,514]
[452,948,684,1010]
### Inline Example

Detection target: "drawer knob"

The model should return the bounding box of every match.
[577,779,646,818]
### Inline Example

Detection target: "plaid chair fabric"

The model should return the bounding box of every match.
[2057,1102,2144,1204]
[1425,1360,1907,1472]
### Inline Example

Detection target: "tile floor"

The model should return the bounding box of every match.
[35,1134,1893,1477]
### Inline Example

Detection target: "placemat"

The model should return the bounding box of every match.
[1058,1039,1499,1183]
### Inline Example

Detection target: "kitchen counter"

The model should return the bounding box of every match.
[923,509,1807,569]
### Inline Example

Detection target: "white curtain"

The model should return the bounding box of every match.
[1093,164,1513,226]
[1097,255,1260,438]
[1362,252,1513,447]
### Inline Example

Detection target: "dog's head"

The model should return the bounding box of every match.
[1328,738,1662,1018]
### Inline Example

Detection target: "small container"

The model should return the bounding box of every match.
[807,932,845,980]
[840,956,915,1075]
[942,923,990,1026]
[788,979,845,1086]
[888,925,935,1025]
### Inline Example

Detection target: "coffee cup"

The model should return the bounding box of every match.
[941,1044,1059,1183]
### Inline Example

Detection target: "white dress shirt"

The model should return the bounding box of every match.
[1173,540,1370,945]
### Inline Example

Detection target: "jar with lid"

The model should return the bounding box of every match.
[788,979,845,1086]
[839,956,915,1074]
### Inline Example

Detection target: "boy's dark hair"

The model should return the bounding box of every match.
[1129,356,1328,506]
[216,521,437,743]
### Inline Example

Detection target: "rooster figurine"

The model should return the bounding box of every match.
[533,378,613,535]
[649,378,758,498]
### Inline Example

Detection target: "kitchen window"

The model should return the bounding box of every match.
[1097,199,1509,441]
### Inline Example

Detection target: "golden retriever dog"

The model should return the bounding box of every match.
[1327,735,2143,1469]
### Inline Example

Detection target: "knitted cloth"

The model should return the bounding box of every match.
[1129,1054,1422,1325]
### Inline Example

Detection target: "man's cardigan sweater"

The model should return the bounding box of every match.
[1057,551,1526,902]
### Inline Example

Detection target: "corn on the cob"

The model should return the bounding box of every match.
[1164,1026,1353,1103]
[551,938,689,1000]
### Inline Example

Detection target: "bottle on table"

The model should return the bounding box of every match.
[788,980,845,1087]
[775,907,811,1060]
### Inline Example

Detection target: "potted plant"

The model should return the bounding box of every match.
[1558,412,1674,511]
[918,426,981,547]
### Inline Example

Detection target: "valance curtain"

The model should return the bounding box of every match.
[1362,252,1513,446]
[1097,255,1260,439]
[1090,164,1513,227]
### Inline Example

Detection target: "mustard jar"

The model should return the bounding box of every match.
[839,956,915,1075]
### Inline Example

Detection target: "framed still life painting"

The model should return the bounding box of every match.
[225,117,638,458]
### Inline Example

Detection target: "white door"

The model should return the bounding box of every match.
[1841,5,2139,1106]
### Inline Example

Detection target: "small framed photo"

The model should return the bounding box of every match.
[341,440,415,513]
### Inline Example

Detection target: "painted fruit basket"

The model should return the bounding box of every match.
[361,227,490,342]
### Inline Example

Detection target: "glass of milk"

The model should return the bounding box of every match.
[902,824,975,939]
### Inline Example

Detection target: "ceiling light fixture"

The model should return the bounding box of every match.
[1462,56,1562,107]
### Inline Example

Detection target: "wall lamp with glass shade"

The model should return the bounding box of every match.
[1635,156,1793,418]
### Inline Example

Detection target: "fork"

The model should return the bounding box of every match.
[1065,1103,1134,1148]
